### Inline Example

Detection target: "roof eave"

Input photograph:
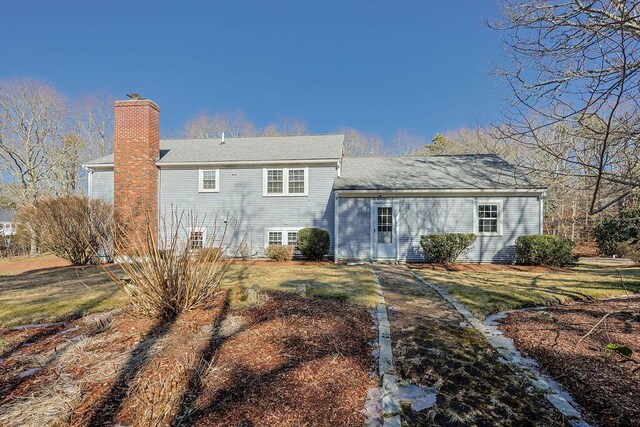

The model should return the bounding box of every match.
[334,188,547,195]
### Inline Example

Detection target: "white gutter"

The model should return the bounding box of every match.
[83,159,341,169]
[158,159,341,167]
[335,188,547,196]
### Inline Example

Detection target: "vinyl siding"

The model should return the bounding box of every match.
[336,197,371,260]
[91,170,114,203]
[159,164,337,256]
[336,195,541,263]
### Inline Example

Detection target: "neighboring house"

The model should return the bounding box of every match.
[85,98,545,263]
[0,208,16,247]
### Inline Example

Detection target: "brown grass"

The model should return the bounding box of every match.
[0,254,377,327]
[412,260,640,319]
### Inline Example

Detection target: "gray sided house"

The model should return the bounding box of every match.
[85,98,545,263]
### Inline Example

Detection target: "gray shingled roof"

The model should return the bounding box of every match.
[85,134,344,166]
[334,155,541,191]
[0,208,15,222]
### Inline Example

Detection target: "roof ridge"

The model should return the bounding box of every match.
[160,134,344,142]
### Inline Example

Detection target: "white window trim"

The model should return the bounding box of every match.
[198,169,220,193]
[262,167,309,197]
[188,226,208,249]
[473,200,503,237]
[264,227,303,249]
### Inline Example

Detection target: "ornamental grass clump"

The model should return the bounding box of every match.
[104,210,240,319]
[420,233,477,264]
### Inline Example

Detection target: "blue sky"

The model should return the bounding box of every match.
[1,1,505,143]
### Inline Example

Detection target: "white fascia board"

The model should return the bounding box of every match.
[158,159,340,168]
[334,188,547,197]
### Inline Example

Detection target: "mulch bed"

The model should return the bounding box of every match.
[0,291,376,426]
[499,297,640,427]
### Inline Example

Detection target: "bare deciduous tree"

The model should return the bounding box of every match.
[494,0,640,214]
[262,117,308,136]
[339,127,384,157]
[183,110,258,138]
[73,92,114,158]
[0,79,68,205]
[388,129,429,155]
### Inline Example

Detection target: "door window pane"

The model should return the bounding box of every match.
[377,206,393,243]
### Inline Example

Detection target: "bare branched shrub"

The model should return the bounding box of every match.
[15,195,112,264]
[104,210,240,318]
[266,244,294,261]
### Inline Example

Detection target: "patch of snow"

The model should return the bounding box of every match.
[18,368,41,378]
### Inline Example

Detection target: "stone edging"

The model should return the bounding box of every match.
[370,266,437,427]
[407,268,591,427]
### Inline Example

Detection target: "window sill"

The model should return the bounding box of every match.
[477,233,502,237]
[262,193,308,197]
[198,189,220,193]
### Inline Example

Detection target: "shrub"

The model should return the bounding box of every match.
[420,233,476,264]
[196,247,224,262]
[15,195,112,265]
[266,244,294,261]
[297,227,330,260]
[515,235,577,267]
[104,210,238,318]
[616,241,640,264]
[594,206,640,256]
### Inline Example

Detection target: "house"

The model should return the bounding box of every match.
[0,208,16,247]
[85,98,545,263]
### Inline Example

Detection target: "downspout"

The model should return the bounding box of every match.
[334,192,339,263]
[539,192,546,235]
[85,166,93,198]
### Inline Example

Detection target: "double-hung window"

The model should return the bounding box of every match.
[266,170,284,194]
[263,168,308,196]
[268,231,283,246]
[266,228,300,250]
[198,169,219,192]
[189,227,207,250]
[477,203,501,235]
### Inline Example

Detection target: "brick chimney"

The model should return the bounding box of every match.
[113,98,160,238]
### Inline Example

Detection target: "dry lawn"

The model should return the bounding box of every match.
[0,255,377,328]
[411,260,640,319]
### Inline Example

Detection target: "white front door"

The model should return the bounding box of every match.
[372,202,397,260]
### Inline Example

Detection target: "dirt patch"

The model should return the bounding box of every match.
[500,297,640,427]
[375,265,566,426]
[407,262,566,274]
[0,291,376,427]
[0,254,69,276]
